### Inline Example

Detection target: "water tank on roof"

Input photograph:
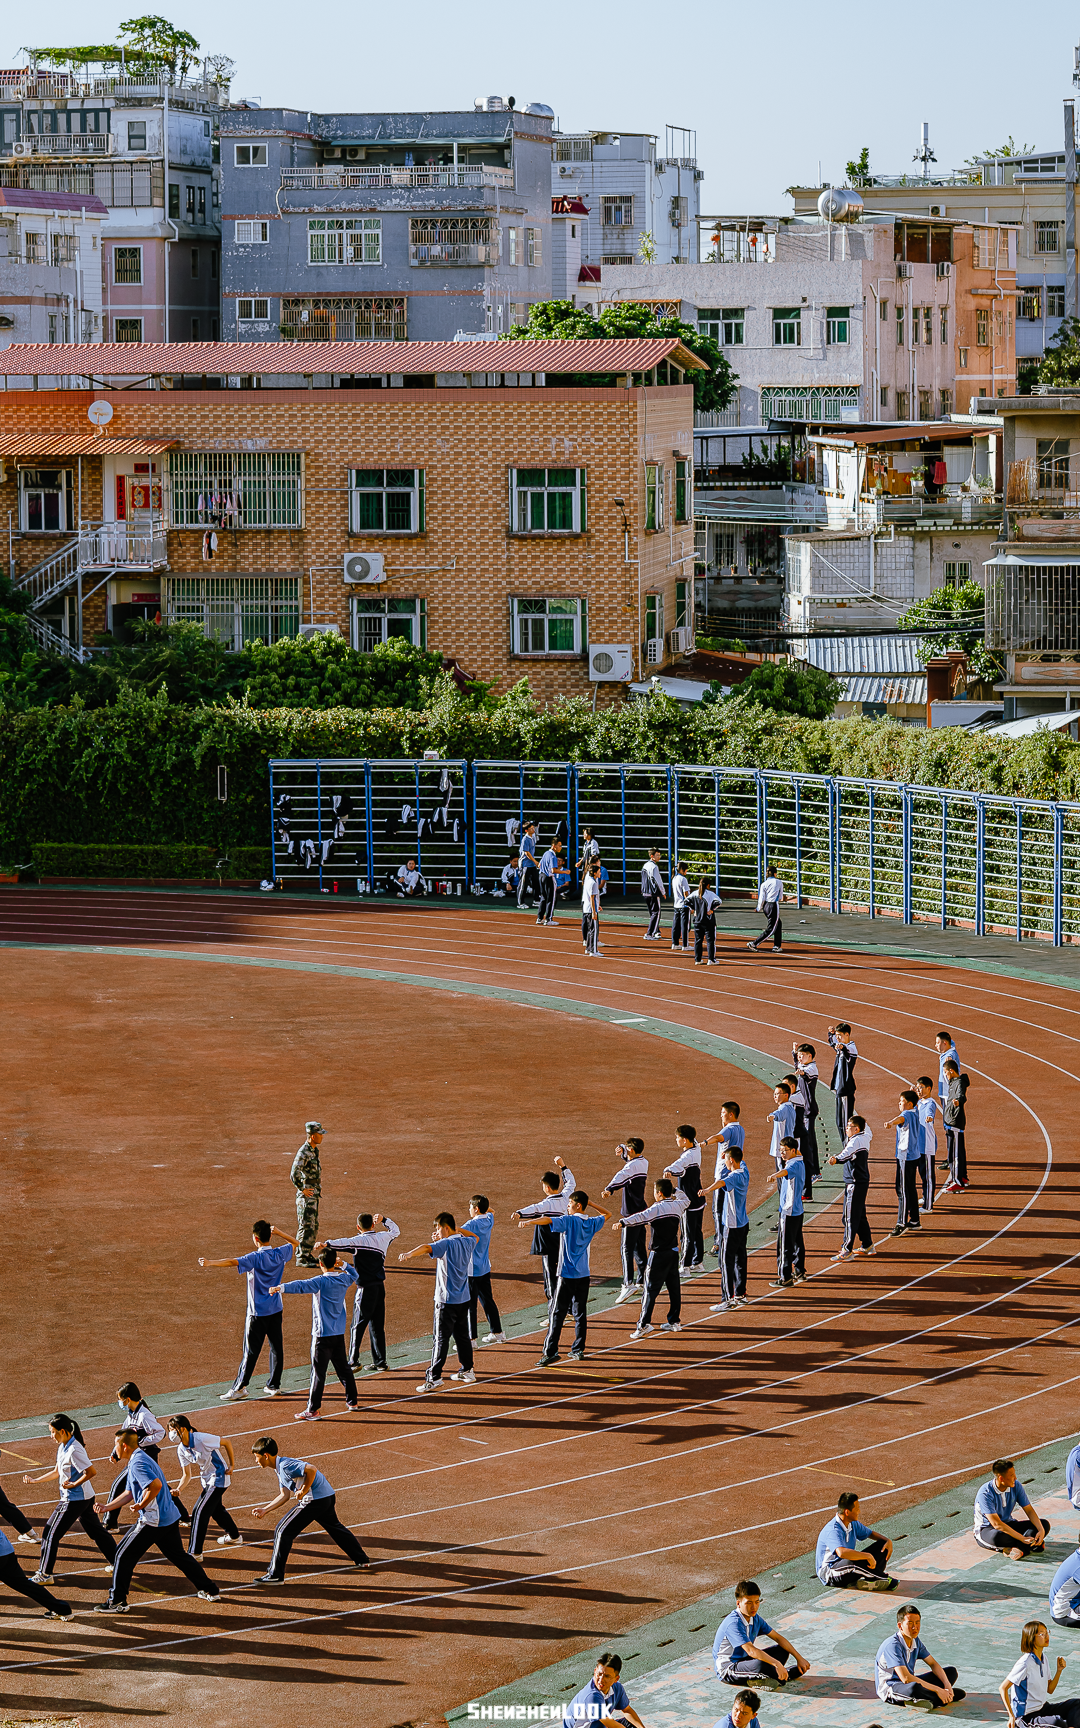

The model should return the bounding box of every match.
[817,187,863,222]
[525,103,554,118]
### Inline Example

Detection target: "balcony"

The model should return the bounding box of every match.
[11,133,116,159]
[0,69,225,106]
[409,241,501,267]
[281,165,513,192]
[80,525,169,571]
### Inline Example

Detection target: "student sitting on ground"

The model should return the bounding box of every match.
[974,1460,1049,1558]
[1000,1620,1080,1728]
[713,1690,761,1728]
[815,1491,896,1591]
[495,855,520,897]
[563,1653,647,1726]
[387,858,427,897]
[1067,1442,1080,1511]
[875,1603,964,1709]
[1051,1538,1080,1628]
[712,1579,810,1688]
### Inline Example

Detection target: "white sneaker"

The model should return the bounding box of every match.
[630,1324,653,1339]
[262,1387,282,1397]
[481,1332,507,1344]
[191,1551,205,1562]
[219,1388,248,1402]
[451,1369,477,1384]
[710,1301,733,1313]
[217,1535,243,1546]
[15,1532,36,1545]
[417,1378,444,1392]
[614,1285,635,1306]
[660,1321,682,1332]
[31,1571,53,1584]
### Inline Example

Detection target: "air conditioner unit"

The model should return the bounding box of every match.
[896,262,913,279]
[929,204,945,217]
[645,635,665,665]
[588,642,633,682]
[299,623,341,639]
[324,147,342,159]
[11,140,32,158]
[343,552,385,583]
[668,624,694,655]
[936,260,952,278]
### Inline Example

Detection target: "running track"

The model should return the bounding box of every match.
[0,890,1077,1728]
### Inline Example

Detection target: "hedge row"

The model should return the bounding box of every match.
[29,843,272,879]
[1,681,1077,859]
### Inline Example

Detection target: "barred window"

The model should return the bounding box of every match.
[307,217,382,265]
[510,467,586,534]
[352,595,426,652]
[511,596,585,655]
[601,195,634,228]
[235,220,269,244]
[114,246,142,284]
[280,296,406,341]
[167,574,300,648]
[237,299,270,323]
[408,217,500,265]
[168,451,303,530]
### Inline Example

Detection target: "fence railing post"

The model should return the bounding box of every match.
[671,766,679,874]
[315,759,323,892]
[757,773,767,882]
[620,767,627,897]
[794,778,802,908]
[868,784,875,918]
[826,778,836,913]
[1054,805,1064,946]
[1016,804,1023,943]
[834,779,842,913]
[364,760,374,886]
[714,772,721,887]
[975,800,986,936]
[902,786,912,924]
[269,762,277,882]
[940,796,948,930]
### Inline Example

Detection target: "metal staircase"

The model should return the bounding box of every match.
[12,525,169,662]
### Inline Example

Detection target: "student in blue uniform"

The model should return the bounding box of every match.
[766,1137,805,1288]
[564,1653,647,1726]
[974,1460,1049,1556]
[465,1195,506,1346]
[199,1219,298,1403]
[885,1090,922,1235]
[24,1415,116,1583]
[702,1142,750,1312]
[828,1022,858,1136]
[1052,1542,1080,1628]
[617,1178,690,1338]
[399,1212,480,1393]
[815,1491,896,1590]
[702,1104,745,1266]
[935,1030,960,1102]
[712,1579,810,1687]
[941,1059,970,1193]
[1067,1444,1080,1511]
[916,1077,940,1212]
[671,860,692,950]
[0,1524,71,1619]
[784,1071,813,1204]
[999,1621,1080,1728]
[713,1690,761,1728]
[94,1427,220,1613]
[875,1604,963,1708]
[517,820,539,909]
[273,1247,360,1420]
[320,1212,400,1371]
[537,837,563,926]
[538,1190,610,1365]
[512,1157,576,1301]
[250,1435,368,1583]
[792,1042,821,1188]
[665,1124,706,1271]
[766,1084,796,1173]
[101,1383,188,1531]
[828,1114,875,1260]
[167,1416,241,1559]
[602,1141,650,1302]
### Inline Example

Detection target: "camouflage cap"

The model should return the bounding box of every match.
[305,1121,323,1134]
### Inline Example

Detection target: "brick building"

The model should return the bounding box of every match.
[0,336,699,699]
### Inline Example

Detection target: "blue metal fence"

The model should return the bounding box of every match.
[268,756,1080,945]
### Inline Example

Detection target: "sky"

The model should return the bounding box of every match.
[10,5,1080,211]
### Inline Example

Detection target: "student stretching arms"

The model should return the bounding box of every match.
[25,1415,116,1583]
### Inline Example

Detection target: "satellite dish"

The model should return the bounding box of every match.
[87,401,113,426]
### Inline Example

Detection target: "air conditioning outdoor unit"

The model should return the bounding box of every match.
[645,636,665,665]
[300,623,341,639]
[668,624,694,655]
[896,262,913,279]
[588,643,633,682]
[929,203,945,217]
[343,552,385,583]
[11,140,32,157]
[936,260,952,277]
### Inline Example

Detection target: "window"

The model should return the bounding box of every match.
[204,120,211,137]
[127,120,146,152]
[185,185,195,220]
[1048,285,1066,319]
[1037,438,1070,494]
[958,346,968,369]
[943,561,971,586]
[190,247,199,278]
[348,468,425,534]
[511,596,585,656]
[918,389,932,420]
[644,591,665,644]
[409,216,499,265]
[168,182,180,219]
[280,296,406,341]
[825,305,849,345]
[24,231,45,265]
[114,245,141,284]
[308,217,382,265]
[210,250,218,280]
[601,254,635,266]
[1036,220,1060,254]
[508,225,520,265]
[773,307,801,346]
[51,233,76,266]
[897,390,910,420]
[20,468,73,532]
[168,574,301,649]
[509,300,528,326]
[601,195,634,228]
[976,308,989,346]
[895,303,905,347]
[527,226,542,267]
[645,463,665,530]
[674,458,690,522]
[191,316,200,339]
[511,467,586,534]
[234,143,267,167]
[922,306,933,345]
[1017,291,1042,320]
[352,595,426,652]
[210,316,219,338]
[674,579,689,629]
[114,317,143,341]
[940,389,953,417]
[169,451,303,529]
[940,306,948,344]
[698,306,744,345]
[235,220,269,244]
[198,187,206,222]
[880,385,889,409]
[237,299,270,323]
[880,298,889,321]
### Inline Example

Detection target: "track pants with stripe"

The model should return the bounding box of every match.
[1016,1704,1080,1728]
[776,1213,804,1281]
[644,892,662,937]
[233,1312,284,1392]
[469,1273,502,1340]
[639,1248,681,1325]
[188,1484,239,1554]
[540,1246,561,1301]
[38,1498,116,1575]
[921,1133,937,1211]
[835,1090,855,1138]
[108,1519,217,1605]
[718,1644,799,1685]
[267,1492,368,1579]
[895,1160,921,1229]
[975,1515,1049,1552]
[841,1178,872,1254]
[621,1225,647,1288]
[720,1222,748,1301]
[681,1204,705,1269]
[0,1551,68,1615]
[946,1126,968,1184]
[431,1300,473,1380]
[348,1282,387,1369]
[543,1275,590,1358]
[882,1664,959,1706]
[819,1537,891,1586]
[309,1334,357,1412]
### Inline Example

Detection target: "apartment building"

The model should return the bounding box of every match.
[550,126,703,293]
[0,336,699,697]
[0,188,107,345]
[219,101,554,344]
[0,61,223,343]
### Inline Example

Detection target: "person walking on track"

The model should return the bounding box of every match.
[200,1219,298,1402]
[273,1247,359,1420]
[582,859,603,957]
[465,1195,506,1347]
[537,837,563,926]
[828,1023,858,1137]
[617,1176,690,1339]
[828,1114,875,1261]
[747,865,783,953]
[942,1059,970,1193]
[250,1437,368,1584]
[537,1189,610,1366]
[602,1140,650,1303]
[703,1140,751,1312]
[93,1427,220,1613]
[167,1416,241,1559]
[291,1122,323,1268]
[25,1415,116,1583]
[320,1212,401,1372]
[102,1384,188,1531]
[0,1525,71,1619]
[691,876,722,965]
[671,860,691,950]
[916,1077,939,1213]
[665,1124,707,1272]
[886,1090,922,1236]
[641,847,667,940]
[512,1157,576,1301]
[399,1213,480,1394]
[517,820,539,909]
[766,1137,805,1287]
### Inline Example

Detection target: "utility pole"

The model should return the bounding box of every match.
[1067,46,1079,321]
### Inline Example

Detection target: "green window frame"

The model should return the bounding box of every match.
[351,595,426,651]
[674,579,689,629]
[644,591,665,643]
[511,467,586,534]
[772,307,801,346]
[511,595,586,656]
[674,457,690,523]
[825,305,849,345]
[348,468,425,534]
[645,463,665,531]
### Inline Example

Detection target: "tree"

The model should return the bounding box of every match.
[845,147,872,187]
[502,300,737,413]
[118,16,201,79]
[705,662,841,719]
[1038,316,1080,388]
[637,230,658,263]
[896,580,1001,684]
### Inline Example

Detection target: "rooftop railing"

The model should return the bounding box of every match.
[11,133,116,158]
[281,164,512,192]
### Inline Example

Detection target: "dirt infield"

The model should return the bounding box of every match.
[0,891,1077,1728]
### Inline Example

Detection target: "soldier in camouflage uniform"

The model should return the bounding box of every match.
[291,1122,323,1267]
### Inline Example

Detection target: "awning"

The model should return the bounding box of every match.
[0,433,179,457]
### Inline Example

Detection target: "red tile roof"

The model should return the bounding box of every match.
[0,432,178,456]
[0,188,109,217]
[0,337,706,377]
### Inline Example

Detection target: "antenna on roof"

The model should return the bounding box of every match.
[913,122,936,181]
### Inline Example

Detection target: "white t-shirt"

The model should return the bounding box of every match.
[758,876,784,908]
[58,1438,93,1502]
[397,866,424,890]
[582,875,601,916]
[672,872,691,908]
[1005,1651,1049,1718]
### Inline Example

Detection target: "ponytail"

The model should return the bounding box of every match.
[50,1414,85,1446]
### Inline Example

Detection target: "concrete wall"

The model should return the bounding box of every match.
[786,527,999,630]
